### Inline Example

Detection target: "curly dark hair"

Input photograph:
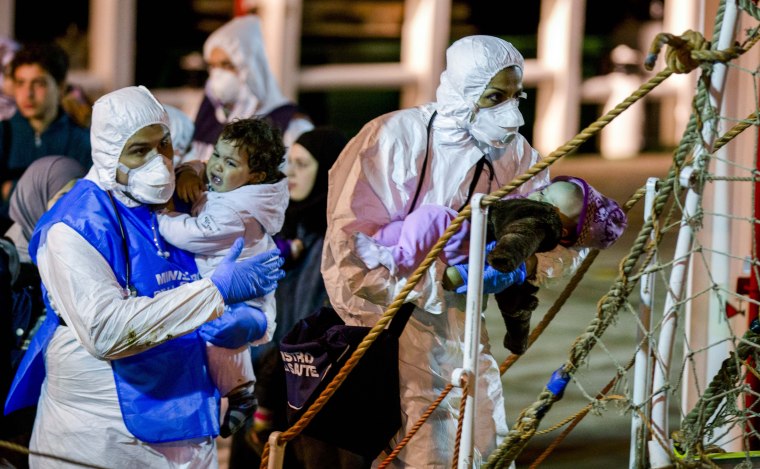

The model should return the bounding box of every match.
[10,42,69,85]
[220,117,286,183]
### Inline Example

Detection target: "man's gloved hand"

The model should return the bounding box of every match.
[210,238,285,304]
[453,242,527,294]
[200,303,268,348]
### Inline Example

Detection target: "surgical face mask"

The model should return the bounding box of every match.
[208,68,241,105]
[468,98,525,148]
[118,150,175,204]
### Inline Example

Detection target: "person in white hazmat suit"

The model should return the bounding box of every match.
[165,103,197,165]
[192,14,313,163]
[322,36,581,467]
[3,85,285,468]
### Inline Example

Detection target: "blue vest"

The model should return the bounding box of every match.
[5,180,220,443]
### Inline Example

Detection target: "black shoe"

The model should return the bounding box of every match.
[220,384,258,438]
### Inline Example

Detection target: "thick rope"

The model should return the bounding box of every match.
[740,0,760,21]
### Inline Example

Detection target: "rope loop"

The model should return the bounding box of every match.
[645,30,710,73]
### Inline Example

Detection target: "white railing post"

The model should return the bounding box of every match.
[630,177,659,469]
[453,194,488,468]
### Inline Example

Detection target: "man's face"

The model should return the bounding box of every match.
[116,124,173,185]
[13,63,62,122]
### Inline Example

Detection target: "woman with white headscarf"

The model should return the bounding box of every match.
[322,36,580,467]
[4,86,285,468]
[192,15,313,163]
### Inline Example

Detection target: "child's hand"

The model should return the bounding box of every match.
[176,168,204,203]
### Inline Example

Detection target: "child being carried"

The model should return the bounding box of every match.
[158,117,288,437]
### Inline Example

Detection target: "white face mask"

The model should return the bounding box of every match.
[208,68,241,105]
[468,98,525,148]
[118,150,175,204]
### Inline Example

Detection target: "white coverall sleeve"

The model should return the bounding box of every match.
[158,205,246,256]
[37,222,225,360]
[325,128,447,313]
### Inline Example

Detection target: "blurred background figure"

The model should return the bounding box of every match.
[60,83,94,129]
[0,42,92,232]
[5,155,85,263]
[0,37,19,120]
[191,14,313,163]
[165,103,196,165]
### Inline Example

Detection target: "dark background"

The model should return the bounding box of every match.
[12,0,665,150]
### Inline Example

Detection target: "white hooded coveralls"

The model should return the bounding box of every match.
[29,87,225,468]
[193,15,313,162]
[322,36,577,468]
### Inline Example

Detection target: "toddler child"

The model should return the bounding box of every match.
[158,117,288,437]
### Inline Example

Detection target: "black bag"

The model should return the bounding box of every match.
[280,303,414,459]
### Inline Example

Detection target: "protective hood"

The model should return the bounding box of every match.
[435,35,524,127]
[90,86,169,190]
[203,15,289,116]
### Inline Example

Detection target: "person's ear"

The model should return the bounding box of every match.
[249,171,266,184]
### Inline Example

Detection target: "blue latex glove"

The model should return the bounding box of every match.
[210,238,285,304]
[200,303,268,348]
[454,242,527,294]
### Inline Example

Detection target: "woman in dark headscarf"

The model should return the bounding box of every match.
[228,127,368,469]
[5,155,86,263]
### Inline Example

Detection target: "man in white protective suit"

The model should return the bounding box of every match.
[4,85,285,468]
[322,35,582,468]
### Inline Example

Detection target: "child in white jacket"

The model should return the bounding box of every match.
[158,117,288,437]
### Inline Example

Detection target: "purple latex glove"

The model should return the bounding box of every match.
[372,205,469,275]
